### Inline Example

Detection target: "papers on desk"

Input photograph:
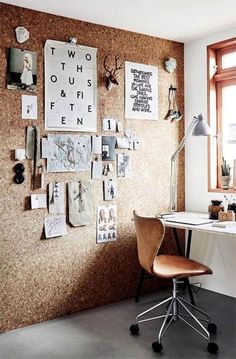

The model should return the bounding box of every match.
[164,217,214,226]
[212,221,236,228]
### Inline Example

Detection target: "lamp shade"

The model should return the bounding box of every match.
[192,113,211,136]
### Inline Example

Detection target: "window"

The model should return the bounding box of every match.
[208,38,236,192]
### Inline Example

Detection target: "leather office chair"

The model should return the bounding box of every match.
[130,211,218,354]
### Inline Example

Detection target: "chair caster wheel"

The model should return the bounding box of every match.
[152,341,163,353]
[208,323,217,334]
[207,342,219,354]
[129,324,139,335]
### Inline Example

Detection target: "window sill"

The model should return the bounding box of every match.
[208,187,236,193]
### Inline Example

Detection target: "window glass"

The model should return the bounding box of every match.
[222,84,236,171]
[222,51,236,69]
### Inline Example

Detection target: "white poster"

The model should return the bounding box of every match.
[42,134,91,172]
[125,61,158,120]
[22,95,37,119]
[97,205,117,243]
[44,39,97,132]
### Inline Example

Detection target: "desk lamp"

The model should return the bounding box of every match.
[169,113,211,213]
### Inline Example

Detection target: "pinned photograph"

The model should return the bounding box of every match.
[102,136,116,161]
[7,48,37,92]
[117,153,131,177]
[103,179,117,200]
[22,95,37,119]
[97,205,117,243]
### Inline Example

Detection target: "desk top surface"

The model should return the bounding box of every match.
[159,212,236,236]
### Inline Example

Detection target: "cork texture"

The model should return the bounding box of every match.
[0,3,185,332]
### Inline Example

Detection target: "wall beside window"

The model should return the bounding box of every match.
[185,28,236,298]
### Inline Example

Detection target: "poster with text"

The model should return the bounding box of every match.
[44,39,97,131]
[125,61,158,120]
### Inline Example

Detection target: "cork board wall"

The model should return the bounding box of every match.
[0,3,184,332]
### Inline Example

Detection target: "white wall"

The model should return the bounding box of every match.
[185,28,236,298]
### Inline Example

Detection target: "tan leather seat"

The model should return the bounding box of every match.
[153,255,212,279]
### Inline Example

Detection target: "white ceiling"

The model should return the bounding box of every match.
[2,0,236,43]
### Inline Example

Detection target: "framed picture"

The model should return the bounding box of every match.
[7,48,37,92]
[103,179,117,200]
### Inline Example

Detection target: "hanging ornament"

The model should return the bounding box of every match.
[15,26,29,43]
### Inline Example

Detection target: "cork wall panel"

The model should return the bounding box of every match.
[0,3,184,331]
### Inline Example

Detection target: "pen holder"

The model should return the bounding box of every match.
[208,200,224,220]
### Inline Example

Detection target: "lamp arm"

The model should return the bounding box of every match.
[171,116,198,161]
[169,116,198,212]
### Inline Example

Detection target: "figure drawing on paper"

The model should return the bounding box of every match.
[45,134,91,172]
[97,205,117,243]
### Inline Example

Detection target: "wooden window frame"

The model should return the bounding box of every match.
[208,38,236,193]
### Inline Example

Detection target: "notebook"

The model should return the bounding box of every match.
[165,217,214,226]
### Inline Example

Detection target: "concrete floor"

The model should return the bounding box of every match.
[0,287,235,359]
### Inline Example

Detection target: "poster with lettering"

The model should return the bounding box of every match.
[125,61,158,120]
[44,39,97,131]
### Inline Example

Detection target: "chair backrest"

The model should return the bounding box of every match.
[133,210,165,274]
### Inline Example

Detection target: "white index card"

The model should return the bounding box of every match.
[31,193,47,209]
[103,118,116,132]
[92,135,102,155]
[92,160,103,179]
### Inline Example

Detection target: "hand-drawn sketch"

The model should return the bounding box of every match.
[97,205,117,243]
[43,134,91,172]
[68,180,93,226]
[44,214,67,238]
[22,95,37,119]
[103,179,117,200]
[117,153,131,177]
[48,181,65,214]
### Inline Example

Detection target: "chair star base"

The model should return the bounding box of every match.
[130,279,219,354]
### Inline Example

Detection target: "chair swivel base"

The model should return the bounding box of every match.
[130,279,219,354]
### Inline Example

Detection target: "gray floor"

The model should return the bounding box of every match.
[0,287,236,359]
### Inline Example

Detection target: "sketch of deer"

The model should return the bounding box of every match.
[103,53,123,91]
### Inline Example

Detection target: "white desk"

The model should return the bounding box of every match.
[159,211,236,303]
[160,211,236,237]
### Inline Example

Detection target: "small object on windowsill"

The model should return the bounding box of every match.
[212,221,236,228]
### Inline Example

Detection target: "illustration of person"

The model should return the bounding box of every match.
[99,208,107,230]
[112,232,116,239]
[108,232,112,240]
[21,53,33,89]
[98,234,102,241]
[103,233,107,241]
[108,207,116,223]
[110,184,115,199]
